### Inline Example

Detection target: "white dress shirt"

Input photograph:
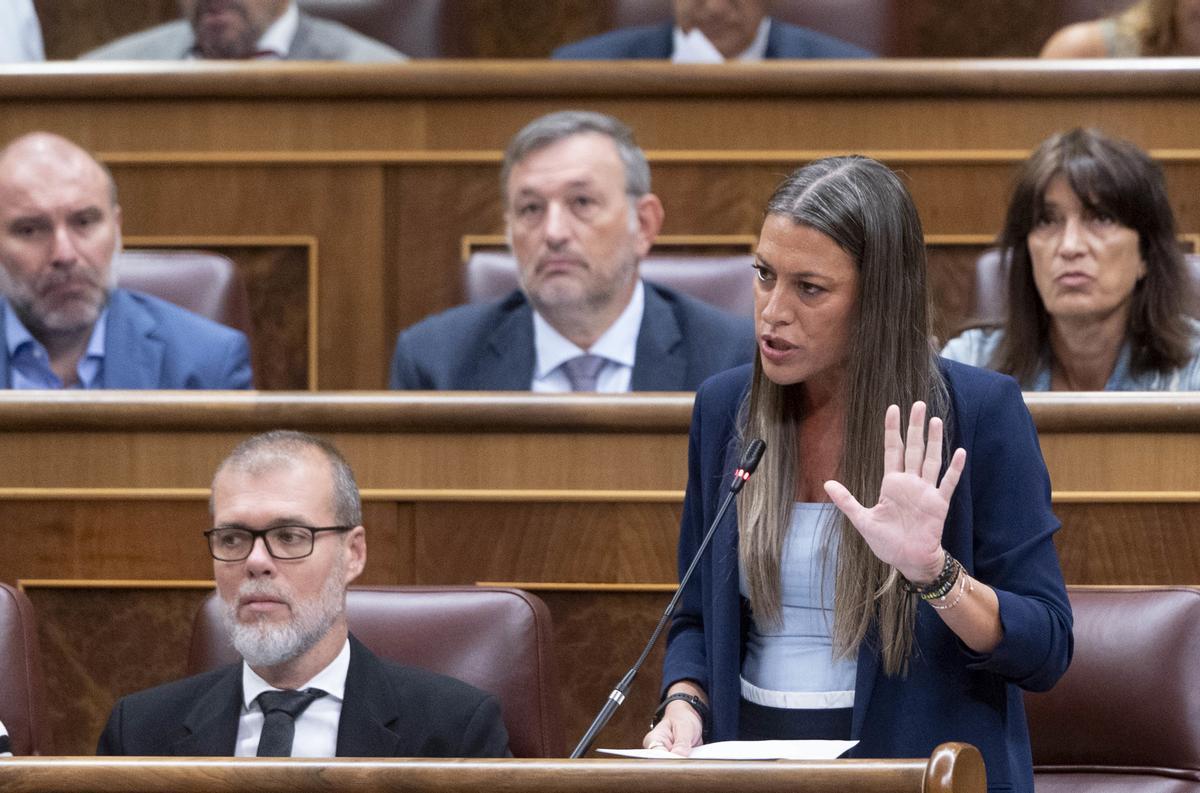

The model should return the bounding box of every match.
[234,638,350,757]
[0,716,11,756]
[672,17,771,62]
[531,279,645,393]
[0,0,44,62]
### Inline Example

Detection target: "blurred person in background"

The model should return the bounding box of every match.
[554,0,871,61]
[1041,0,1200,57]
[82,0,404,61]
[0,0,44,62]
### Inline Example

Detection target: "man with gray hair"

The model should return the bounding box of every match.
[98,430,509,757]
[390,110,754,391]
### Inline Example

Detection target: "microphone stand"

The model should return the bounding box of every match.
[569,440,765,758]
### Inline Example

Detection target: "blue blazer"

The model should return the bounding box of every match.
[389,282,755,390]
[96,635,509,757]
[553,18,874,60]
[0,289,252,389]
[662,361,1072,793]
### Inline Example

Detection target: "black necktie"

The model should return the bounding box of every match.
[255,687,327,757]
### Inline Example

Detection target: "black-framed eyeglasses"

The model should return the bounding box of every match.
[204,525,354,561]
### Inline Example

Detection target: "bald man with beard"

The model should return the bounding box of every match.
[0,132,251,389]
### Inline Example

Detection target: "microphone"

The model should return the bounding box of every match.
[569,438,766,758]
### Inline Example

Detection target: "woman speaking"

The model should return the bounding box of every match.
[643,157,1072,793]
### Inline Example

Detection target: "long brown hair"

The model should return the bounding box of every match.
[992,128,1194,386]
[738,156,948,677]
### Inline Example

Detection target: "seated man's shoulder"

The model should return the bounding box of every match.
[552,23,670,59]
[398,292,527,343]
[770,20,875,58]
[294,13,407,62]
[118,289,236,330]
[80,20,191,60]
[648,282,753,337]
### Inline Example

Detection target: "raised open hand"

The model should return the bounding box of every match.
[823,402,967,584]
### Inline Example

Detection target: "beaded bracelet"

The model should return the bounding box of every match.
[900,550,961,600]
[929,569,973,611]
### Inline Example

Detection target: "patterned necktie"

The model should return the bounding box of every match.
[255,687,327,757]
[561,354,606,392]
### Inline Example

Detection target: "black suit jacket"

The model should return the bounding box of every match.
[390,282,755,390]
[96,635,509,757]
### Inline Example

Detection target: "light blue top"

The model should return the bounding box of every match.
[3,298,107,389]
[739,503,857,705]
[941,323,1200,391]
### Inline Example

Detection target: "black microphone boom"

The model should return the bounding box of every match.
[569,438,766,758]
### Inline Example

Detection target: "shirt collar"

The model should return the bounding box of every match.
[3,298,108,386]
[241,636,351,710]
[255,2,299,59]
[532,279,644,379]
[671,16,772,62]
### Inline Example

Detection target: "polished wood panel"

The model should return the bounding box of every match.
[0,748,986,793]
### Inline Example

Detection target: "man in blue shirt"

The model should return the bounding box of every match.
[0,132,251,389]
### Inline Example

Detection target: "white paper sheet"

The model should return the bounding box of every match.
[598,739,858,760]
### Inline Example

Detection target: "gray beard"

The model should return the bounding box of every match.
[220,558,346,668]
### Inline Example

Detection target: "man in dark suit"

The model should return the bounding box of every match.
[553,0,871,61]
[390,110,754,391]
[0,132,251,389]
[97,431,509,757]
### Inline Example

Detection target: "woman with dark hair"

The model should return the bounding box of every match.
[942,128,1200,390]
[642,156,1072,793]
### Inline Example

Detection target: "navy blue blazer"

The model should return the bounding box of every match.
[97,635,510,757]
[662,361,1072,793]
[389,282,755,390]
[553,18,873,60]
[0,288,251,389]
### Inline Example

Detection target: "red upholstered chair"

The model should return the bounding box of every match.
[1024,586,1200,793]
[187,585,564,758]
[0,583,52,755]
[114,249,254,340]
[465,250,755,316]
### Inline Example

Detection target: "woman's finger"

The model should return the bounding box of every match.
[904,401,927,474]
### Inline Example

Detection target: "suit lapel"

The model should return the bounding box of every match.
[335,635,404,757]
[102,290,165,389]
[631,285,686,390]
[172,664,243,756]
[474,299,536,390]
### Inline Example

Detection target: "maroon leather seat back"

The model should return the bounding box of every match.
[465,250,754,316]
[115,250,253,340]
[188,585,563,757]
[1025,586,1200,793]
[0,583,51,755]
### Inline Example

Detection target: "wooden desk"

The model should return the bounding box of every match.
[0,746,986,792]
[3,62,1200,386]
